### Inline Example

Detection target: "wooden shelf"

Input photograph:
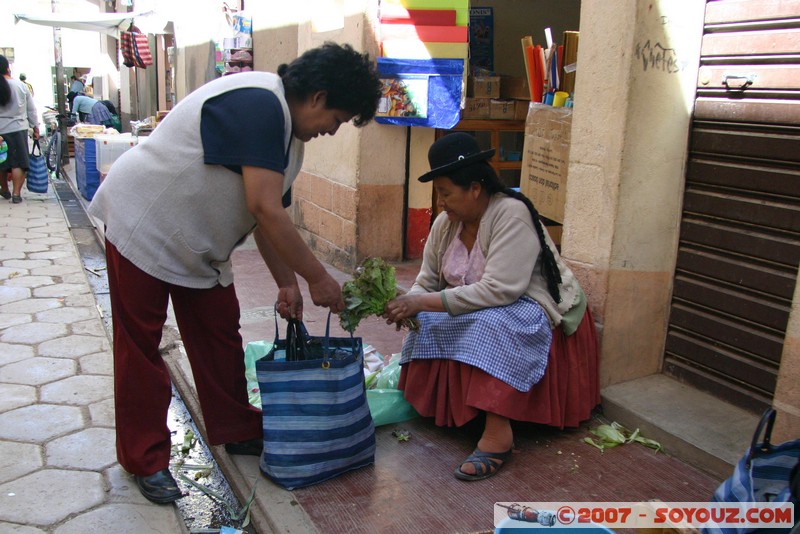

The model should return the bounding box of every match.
[437,118,525,188]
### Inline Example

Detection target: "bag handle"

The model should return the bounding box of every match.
[271,307,305,362]
[285,318,303,362]
[271,307,357,367]
[320,311,357,368]
[30,138,41,157]
[746,407,776,468]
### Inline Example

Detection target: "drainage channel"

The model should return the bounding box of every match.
[53,179,255,533]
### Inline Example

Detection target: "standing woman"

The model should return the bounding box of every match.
[89,42,381,505]
[0,55,40,204]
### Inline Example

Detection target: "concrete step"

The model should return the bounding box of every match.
[601,373,759,481]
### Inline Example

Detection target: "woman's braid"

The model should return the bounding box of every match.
[467,161,562,303]
[502,187,562,303]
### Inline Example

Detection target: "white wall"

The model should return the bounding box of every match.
[565,0,706,385]
[0,0,108,119]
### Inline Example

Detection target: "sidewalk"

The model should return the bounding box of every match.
[0,171,726,533]
[0,178,187,532]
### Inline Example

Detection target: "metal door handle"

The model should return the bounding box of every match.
[723,74,755,90]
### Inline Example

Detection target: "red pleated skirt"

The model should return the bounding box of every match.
[398,306,601,429]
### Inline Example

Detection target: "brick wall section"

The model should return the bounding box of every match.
[356,183,404,262]
[292,172,404,271]
[293,172,358,271]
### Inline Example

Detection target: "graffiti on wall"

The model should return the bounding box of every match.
[635,40,686,73]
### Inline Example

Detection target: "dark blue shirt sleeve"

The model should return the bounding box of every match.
[201,88,287,173]
[201,88,292,206]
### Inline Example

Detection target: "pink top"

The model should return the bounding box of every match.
[442,223,486,288]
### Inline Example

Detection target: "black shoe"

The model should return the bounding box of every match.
[134,468,184,504]
[0,191,10,200]
[11,195,21,204]
[224,438,263,456]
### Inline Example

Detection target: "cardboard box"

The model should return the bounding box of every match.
[489,99,516,120]
[461,97,490,119]
[468,76,500,98]
[519,104,573,223]
[544,222,562,247]
[500,76,531,100]
[514,100,530,121]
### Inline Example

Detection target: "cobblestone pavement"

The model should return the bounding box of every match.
[0,190,186,533]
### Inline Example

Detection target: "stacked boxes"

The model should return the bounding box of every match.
[463,75,529,120]
[469,75,500,99]
[463,75,498,118]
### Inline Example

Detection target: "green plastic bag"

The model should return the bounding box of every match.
[367,389,418,427]
[366,356,419,426]
[244,340,273,409]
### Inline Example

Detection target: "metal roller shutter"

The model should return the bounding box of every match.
[663,0,800,413]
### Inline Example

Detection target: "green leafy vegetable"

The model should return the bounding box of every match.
[583,421,663,453]
[364,369,380,390]
[392,428,411,442]
[340,257,420,333]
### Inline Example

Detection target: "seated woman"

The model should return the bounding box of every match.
[383,132,600,482]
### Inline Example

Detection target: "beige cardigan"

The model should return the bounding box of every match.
[408,194,582,329]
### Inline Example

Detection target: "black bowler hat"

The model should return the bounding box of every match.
[418,132,495,182]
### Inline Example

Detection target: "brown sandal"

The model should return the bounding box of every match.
[454,447,512,481]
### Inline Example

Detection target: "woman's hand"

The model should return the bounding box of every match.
[384,294,422,324]
[307,273,345,314]
[384,292,445,329]
[276,285,303,320]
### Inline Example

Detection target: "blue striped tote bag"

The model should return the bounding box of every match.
[704,407,800,534]
[27,139,49,194]
[255,313,375,490]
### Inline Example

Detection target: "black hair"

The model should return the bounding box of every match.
[0,56,10,107]
[448,161,563,303]
[278,42,381,127]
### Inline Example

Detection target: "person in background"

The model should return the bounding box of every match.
[72,94,114,127]
[70,74,85,93]
[71,94,97,122]
[0,135,9,200]
[97,100,120,130]
[67,74,85,110]
[19,73,33,96]
[88,42,381,505]
[0,55,39,204]
[383,133,600,481]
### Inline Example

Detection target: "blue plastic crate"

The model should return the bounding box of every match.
[74,137,100,201]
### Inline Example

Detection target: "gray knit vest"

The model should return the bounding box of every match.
[88,72,304,288]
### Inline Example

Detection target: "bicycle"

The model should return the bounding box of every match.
[42,106,73,180]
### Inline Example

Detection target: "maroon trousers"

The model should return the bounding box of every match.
[105,241,262,476]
